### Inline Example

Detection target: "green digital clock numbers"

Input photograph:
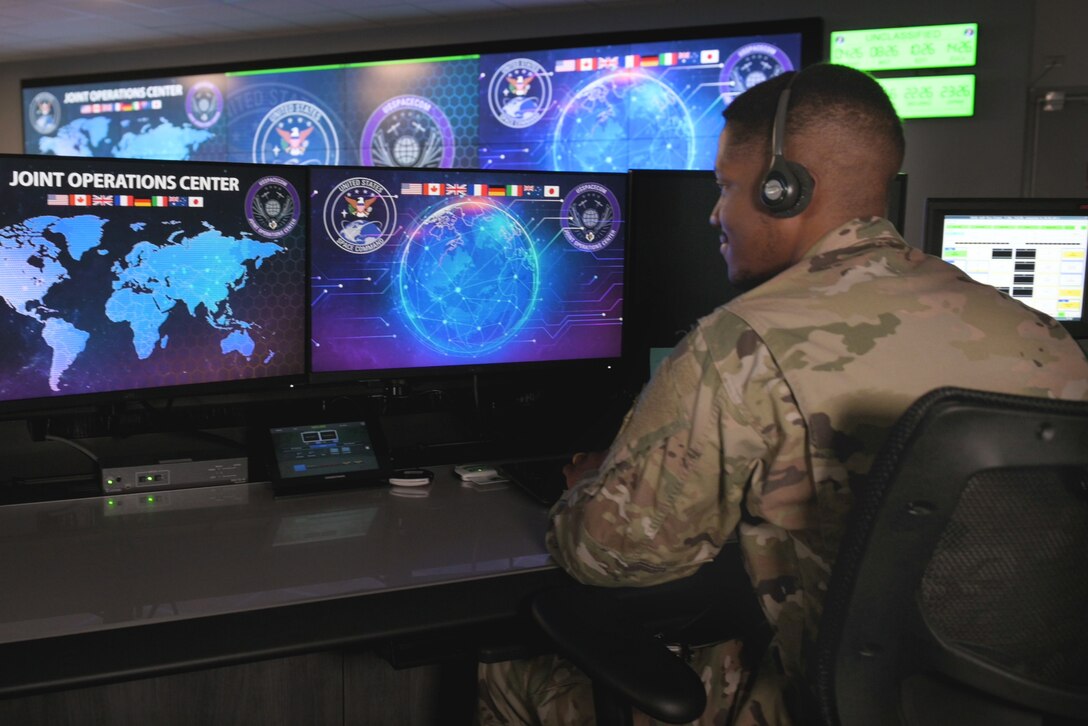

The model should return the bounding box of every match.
[830,23,978,71]
[877,75,976,119]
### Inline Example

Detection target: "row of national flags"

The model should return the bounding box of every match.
[400,182,560,199]
[79,99,164,115]
[46,194,204,207]
[553,48,721,73]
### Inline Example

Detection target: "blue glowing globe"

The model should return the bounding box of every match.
[552,71,696,172]
[398,200,539,356]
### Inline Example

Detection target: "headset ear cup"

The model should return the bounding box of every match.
[774,161,813,218]
[760,157,799,214]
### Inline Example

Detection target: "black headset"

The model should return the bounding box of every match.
[759,71,814,218]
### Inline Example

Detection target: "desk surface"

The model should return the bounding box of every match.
[0,469,559,695]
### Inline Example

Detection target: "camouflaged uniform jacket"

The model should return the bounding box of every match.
[547,217,1088,724]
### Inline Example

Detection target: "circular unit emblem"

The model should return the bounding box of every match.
[253,100,340,165]
[245,176,301,239]
[322,177,398,255]
[185,81,224,129]
[719,43,793,103]
[360,95,455,168]
[560,182,621,252]
[29,91,61,135]
[487,58,552,129]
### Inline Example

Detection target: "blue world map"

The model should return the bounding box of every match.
[38,116,213,159]
[0,214,283,394]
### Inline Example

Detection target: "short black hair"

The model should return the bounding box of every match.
[722,63,905,165]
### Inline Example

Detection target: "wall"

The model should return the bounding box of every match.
[0,0,1052,243]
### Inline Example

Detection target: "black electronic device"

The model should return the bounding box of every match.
[266,419,391,495]
[625,169,741,383]
[0,153,307,417]
[759,72,813,219]
[22,18,822,176]
[923,197,1088,339]
[308,166,628,380]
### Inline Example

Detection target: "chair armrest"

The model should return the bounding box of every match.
[531,584,707,724]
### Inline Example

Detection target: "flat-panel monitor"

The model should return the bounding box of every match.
[625,170,911,382]
[924,198,1088,339]
[309,167,627,377]
[22,18,821,176]
[477,21,814,173]
[0,154,308,413]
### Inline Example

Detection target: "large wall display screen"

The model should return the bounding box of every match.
[0,155,307,407]
[23,20,816,174]
[309,167,627,376]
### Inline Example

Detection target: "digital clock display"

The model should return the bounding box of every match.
[830,23,978,71]
[877,74,976,118]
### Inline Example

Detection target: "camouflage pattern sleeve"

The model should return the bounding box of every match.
[546,313,809,588]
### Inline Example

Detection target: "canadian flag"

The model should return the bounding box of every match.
[72,194,89,206]
[425,183,444,195]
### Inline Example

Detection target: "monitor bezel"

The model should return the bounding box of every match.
[923,197,1088,340]
[306,165,631,384]
[0,152,311,419]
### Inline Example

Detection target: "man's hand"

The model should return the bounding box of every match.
[562,450,607,489]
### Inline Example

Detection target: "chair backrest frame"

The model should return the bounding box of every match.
[812,387,1088,726]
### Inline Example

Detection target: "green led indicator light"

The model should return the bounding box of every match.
[226,53,478,77]
[877,74,976,119]
[147,496,155,503]
[830,23,978,71]
[107,499,116,507]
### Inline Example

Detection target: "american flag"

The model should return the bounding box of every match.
[47,194,69,206]
[401,182,423,195]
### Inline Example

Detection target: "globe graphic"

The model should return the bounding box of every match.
[264,199,282,218]
[553,72,696,172]
[399,200,539,356]
[393,135,421,166]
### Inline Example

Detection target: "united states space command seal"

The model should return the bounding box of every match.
[323,177,398,255]
[253,100,340,165]
[561,183,621,252]
[29,91,60,135]
[360,94,455,168]
[186,81,224,129]
[246,176,300,239]
[488,58,551,129]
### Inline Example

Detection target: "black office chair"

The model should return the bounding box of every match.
[811,387,1088,726]
[529,530,768,725]
[530,387,1088,725]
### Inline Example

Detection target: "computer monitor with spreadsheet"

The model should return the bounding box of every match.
[924,198,1088,339]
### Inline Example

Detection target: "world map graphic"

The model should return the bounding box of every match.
[0,214,284,397]
[38,116,213,160]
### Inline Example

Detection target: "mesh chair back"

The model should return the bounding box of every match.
[811,387,1088,726]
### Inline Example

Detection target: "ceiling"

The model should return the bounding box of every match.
[0,0,627,64]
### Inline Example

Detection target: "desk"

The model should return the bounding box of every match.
[0,470,564,698]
